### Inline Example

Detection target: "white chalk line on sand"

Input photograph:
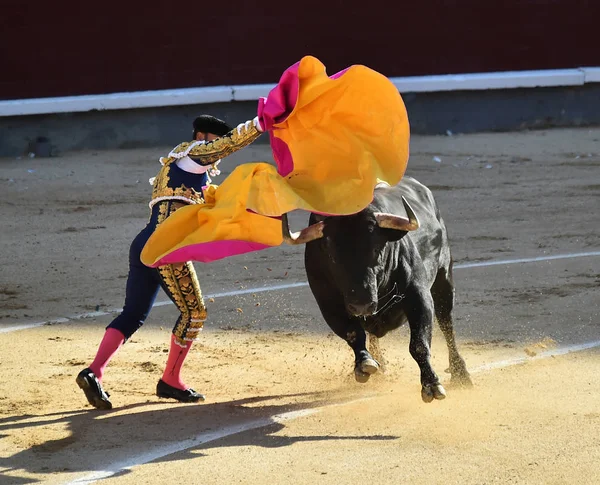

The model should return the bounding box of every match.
[471,339,600,372]
[457,251,600,269]
[61,338,600,485]
[1,250,599,335]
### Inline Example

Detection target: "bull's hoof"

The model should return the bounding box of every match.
[360,357,380,375]
[354,358,379,383]
[354,369,371,383]
[421,383,447,403]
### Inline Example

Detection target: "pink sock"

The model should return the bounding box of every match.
[88,328,125,382]
[161,334,193,390]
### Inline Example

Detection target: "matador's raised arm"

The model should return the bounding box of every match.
[163,117,263,167]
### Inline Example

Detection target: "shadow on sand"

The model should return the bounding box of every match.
[0,389,398,483]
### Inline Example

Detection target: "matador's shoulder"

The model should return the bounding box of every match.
[169,141,197,157]
[158,140,201,167]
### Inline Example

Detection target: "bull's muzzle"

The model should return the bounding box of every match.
[347,301,378,317]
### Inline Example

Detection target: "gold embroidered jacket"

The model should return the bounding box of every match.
[150,121,262,208]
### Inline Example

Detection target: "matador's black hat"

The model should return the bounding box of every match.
[192,115,233,138]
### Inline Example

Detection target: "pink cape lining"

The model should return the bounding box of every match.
[152,240,273,265]
[257,63,353,178]
[257,61,300,177]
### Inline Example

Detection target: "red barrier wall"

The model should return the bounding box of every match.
[1,0,598,100]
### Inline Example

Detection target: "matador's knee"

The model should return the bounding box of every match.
[157,261,207,345]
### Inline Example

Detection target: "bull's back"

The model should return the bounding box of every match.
[376,177,451,279]
[388,177,438,218]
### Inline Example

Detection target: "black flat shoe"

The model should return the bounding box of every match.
[156,379,205,403]
[76,368,112,410]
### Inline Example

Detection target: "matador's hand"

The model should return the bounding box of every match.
[235,116,264,134]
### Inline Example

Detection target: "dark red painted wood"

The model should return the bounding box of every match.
[1,0,598,100]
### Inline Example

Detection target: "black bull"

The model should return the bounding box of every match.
[282,176,473,402]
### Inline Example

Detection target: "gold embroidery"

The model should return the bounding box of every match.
[163,121,262,167]
[150,164,205,206]
[153,163,170,190]
[151,185,204,206]
[158,202,168,218]
[155,201,207,342]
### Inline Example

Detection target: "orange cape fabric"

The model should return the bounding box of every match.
[141,56,409,267]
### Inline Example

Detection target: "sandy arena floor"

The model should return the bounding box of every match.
[0,126,599,484]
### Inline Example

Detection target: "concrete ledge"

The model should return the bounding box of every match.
[403,83,600,134]
[583,67,600,82]
[0,86,234,117]
[391,69,585,93]
[1,68,599,117]
[1,83,600,157]
[232,84,276,102]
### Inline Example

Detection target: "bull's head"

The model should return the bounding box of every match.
[283,196,419,317]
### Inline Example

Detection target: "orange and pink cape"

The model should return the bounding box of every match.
[141,55,410,267]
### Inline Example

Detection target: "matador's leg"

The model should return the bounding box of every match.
[157,260,207,344]
[154,200,207,344]
[152,200,206,401]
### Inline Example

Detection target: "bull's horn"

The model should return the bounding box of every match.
[374,196,419,231]
[281,213,325,245]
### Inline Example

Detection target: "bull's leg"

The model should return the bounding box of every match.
[405,288,447,403]
[324,316,380,382]
[367,332,386,373]
[305,257,380,383]
[321,312,380,382]
[346,322,381,382]
[308,300,379,383]
[431,268,473,387]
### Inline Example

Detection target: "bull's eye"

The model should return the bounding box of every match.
[372,241,386,261]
